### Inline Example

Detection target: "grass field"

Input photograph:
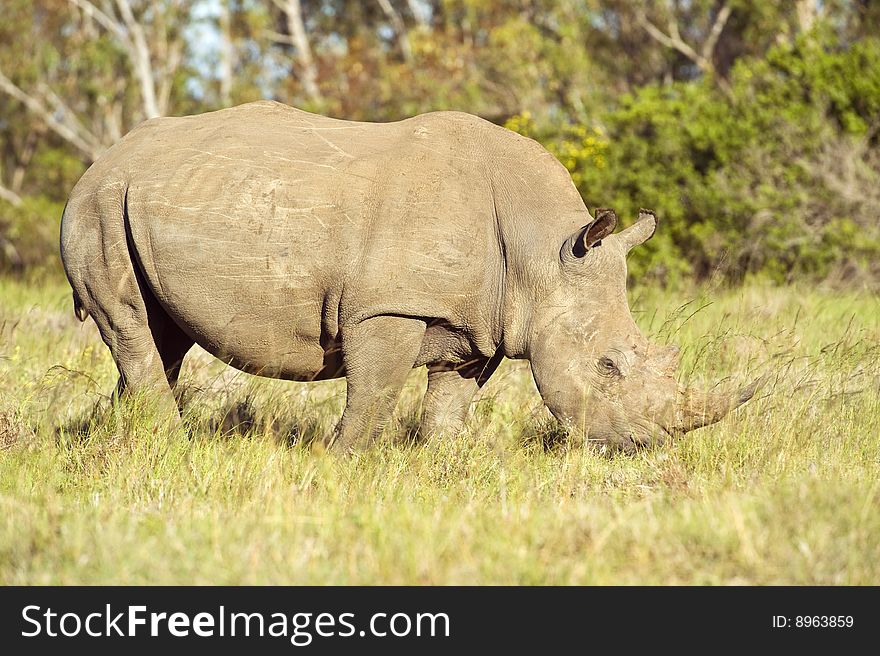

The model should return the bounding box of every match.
[1,277,878,584]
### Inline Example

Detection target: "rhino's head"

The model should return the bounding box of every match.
[527,208,764,452]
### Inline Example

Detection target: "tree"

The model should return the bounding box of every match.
[0,0,191,164]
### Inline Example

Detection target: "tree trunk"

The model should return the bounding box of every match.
[378,0,414,62]
[219,0,234,106]
[115,0,161,118]
[281,0,322,103]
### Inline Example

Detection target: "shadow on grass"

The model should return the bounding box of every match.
[53,391,328,450]
[517,418,571,453]
[391,409,426,449]
[54,401,111,446]
[199,396,326,448]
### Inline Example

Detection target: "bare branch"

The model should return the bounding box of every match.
[0,182,23,207]
[69,0,166,119]
[795,0,820,33]
[218,0,234,106]
[377,0,414,62]
[638,11,703,70]
[115,0,161,117]
[637,4,733,96]
[157,36,183,114]
[701,3,732,62]
[68,0,127,42]
[273,0,323,103]
[265,29,297,46]
[406,0,429,26]
[0,69,103,160]
[10,129,41,194]
[36,82,99,148]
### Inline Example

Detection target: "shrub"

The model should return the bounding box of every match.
[508,32,880,286]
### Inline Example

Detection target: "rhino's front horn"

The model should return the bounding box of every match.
[669,373,770,434]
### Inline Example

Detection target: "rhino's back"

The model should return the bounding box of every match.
[85,103,509,377]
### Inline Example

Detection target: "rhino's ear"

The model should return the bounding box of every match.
[618,209,657,252]
[561,208,617,262]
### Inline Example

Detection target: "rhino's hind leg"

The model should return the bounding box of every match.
[331,316,427,452]
[63,186,190,424]
[91,311,181,421]
[78,263,186,421]
[143,290,195,410]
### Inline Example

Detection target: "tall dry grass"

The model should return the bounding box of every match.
[0,278,878,584]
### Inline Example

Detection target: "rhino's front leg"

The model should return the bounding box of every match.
[420,367,481,439]
[331,315,427,452]
[421,357,501,439]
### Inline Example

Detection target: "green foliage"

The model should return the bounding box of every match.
[26,148,86,202]
[0,196,65,278]
[508,33,880,286]
[1,4,879,287]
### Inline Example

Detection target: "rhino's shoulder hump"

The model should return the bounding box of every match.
[397,110,550,162]
[402,110,506,140]
[221,100,363,128]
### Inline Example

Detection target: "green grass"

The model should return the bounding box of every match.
[1,278,879,584]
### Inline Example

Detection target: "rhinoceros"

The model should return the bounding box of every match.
[60,101,763,451]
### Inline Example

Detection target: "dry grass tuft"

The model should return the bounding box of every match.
[0,410,24,450]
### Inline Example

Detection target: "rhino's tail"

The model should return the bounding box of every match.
[72,289,89,322]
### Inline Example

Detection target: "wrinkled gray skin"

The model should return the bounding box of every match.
[61,101,763,452]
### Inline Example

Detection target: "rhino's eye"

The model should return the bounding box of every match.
[597,356,620,377]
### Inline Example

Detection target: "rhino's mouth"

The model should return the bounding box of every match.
[587,420,683,453]
[621,424,673,452]
[586,417,673,453]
